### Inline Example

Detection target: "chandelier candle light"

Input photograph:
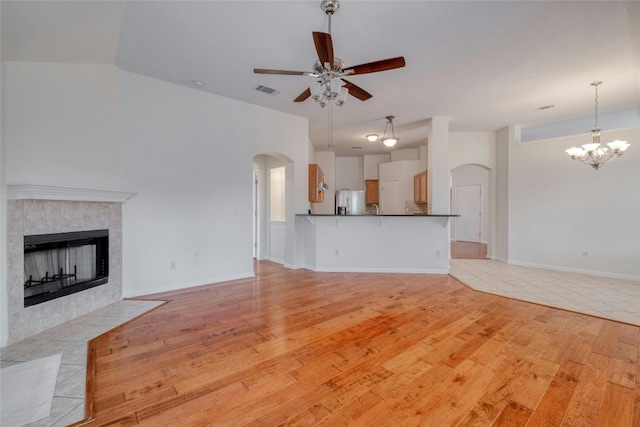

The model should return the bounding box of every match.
[565,81,630,170]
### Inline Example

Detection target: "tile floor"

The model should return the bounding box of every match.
[450,259,640,326]
[1,261,638,426]
[0,299,164,427]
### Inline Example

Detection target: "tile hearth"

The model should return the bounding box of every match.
[0,299,164,427]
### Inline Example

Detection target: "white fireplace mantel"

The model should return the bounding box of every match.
[7,184,136,203]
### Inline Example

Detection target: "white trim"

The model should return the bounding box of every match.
[122,271,255,298]
[7,184,136,203]
[299,264,450,274]
[508,259,640,282]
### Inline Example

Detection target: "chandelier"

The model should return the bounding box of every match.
[565,81,630,170]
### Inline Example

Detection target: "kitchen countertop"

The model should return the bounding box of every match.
[297,213,460,217]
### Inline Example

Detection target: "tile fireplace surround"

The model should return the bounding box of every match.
[6,185,135,345]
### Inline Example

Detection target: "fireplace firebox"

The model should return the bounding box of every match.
[24,229,109,307]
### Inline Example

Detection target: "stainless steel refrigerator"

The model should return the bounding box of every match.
[335,190,366,215]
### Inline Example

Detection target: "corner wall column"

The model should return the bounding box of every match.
[427,117,450,214]
[494,124,520,262]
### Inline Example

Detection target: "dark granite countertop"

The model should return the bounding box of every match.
[297,213,459,217]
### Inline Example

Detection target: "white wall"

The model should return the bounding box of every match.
[252,155,268,260]
[363,154,390,180]
[0,61,7,346]
[494,127,511,262]
[509,127,639,279]
[118,70,308,294]
[3,62,309,305]
[449,132,496,170]
[266,156,286,263]
[335,157,364,190]
[390,148,419,162]
[4,62,123,190]
[418,145,427,166]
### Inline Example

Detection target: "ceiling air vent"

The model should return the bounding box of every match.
[255,85,280,96]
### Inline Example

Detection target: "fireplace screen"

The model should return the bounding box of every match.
[24,229,109,307]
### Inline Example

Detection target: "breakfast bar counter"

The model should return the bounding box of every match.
[295,214,458,273]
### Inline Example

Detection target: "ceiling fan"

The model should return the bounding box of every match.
[253,0,406,107]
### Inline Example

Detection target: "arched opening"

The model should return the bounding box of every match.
[451,164,492,259]
[252,153,294,267]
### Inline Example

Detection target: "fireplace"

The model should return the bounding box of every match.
[5,187,134,345]
[24,229,109,307]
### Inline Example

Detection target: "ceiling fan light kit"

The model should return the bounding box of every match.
[565,81,630,170]
[253,0,405,108]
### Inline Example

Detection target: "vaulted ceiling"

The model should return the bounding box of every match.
[2,1,639,155]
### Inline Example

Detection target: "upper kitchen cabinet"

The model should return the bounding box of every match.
[309,164,325,203]
[414,170,428,204]
[365,180,379,205]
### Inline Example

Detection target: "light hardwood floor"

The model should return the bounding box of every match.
[451,241,488,259]
[74,261,639,426]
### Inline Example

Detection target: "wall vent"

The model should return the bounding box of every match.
[255,85,280,96]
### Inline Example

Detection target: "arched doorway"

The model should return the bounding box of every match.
[451,164,492,259]
[252,153,294,266]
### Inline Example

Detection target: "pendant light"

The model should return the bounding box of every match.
[382,116,398,148]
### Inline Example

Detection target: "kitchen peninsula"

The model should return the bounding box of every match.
[296,214,458,273]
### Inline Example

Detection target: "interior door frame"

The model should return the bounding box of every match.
[454,183,482,243]
[253,169,261,259]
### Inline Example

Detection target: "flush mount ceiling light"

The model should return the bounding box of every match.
[382,116,398,148]
[565,81,630,170]
[366,134,379,142]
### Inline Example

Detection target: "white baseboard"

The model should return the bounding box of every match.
[299,265,450,274]
[122,271,256,298]
[507,259,640,282]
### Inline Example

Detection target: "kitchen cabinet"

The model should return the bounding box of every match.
[308,164,325,203]
[365,180,379,204]
[414,170,428,204]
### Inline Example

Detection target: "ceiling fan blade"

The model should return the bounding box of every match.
[344,57,406,75]
[342,79,372,101]
[293,88,311,102]
[313,32,334,69]
[254,68,308,75]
